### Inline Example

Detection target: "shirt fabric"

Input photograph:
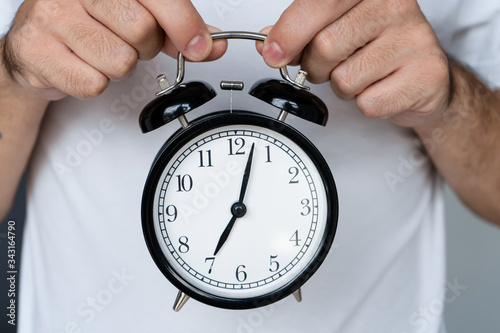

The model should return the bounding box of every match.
[0,0,498,332]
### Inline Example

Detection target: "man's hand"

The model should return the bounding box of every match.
[2,0,227,100]
[260,0,451,128]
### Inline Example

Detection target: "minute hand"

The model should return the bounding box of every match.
[213,143,255,256]
[238,142,255,203]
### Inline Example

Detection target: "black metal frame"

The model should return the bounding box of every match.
[141,110,338,309]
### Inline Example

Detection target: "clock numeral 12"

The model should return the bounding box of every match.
[228,138,246,155]
[198,150,213,167]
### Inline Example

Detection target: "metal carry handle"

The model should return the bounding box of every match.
[156,31,310,96]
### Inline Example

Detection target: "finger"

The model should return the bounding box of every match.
[50,9,138,82]
[21,37,109,99]
[302,2,389,84]
[80,0,163,60]
[139,0,212,61]
[329,35,407,100]
[262,0,362,68]
[257,26,302,66]
[356,56,449,123]
[163,25,228,62]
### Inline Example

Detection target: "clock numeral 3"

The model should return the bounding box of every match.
[269,255,279,272]
[228,138,246,155]
[165,205,178,222]
[289,167,300,184]
[236,265,247,282]
[176,175,193,192]
[289,230,302,247]
[198,150,213,167]
[178,236,190,253]
[301,199,311,216]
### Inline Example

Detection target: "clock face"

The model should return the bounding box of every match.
[142,112,337,309]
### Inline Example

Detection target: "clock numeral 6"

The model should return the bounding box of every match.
[228,138,246,155]
[178,236,190,253]
[165,205,178,222]
[236,265,247,282]
[176,174,193,192]
[269,255,280,273]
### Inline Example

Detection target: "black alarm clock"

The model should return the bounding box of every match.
[140,32,338,311]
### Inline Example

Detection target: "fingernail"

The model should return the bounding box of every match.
[263,41,285,66]
[186,35,209,61]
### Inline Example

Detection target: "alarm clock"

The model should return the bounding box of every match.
[140,32,339,311]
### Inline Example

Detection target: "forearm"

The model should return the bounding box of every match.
[414,60,500,224]
[0,39,49,220]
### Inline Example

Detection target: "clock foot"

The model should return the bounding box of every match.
[293,288,302,303]
[173,291,190,312]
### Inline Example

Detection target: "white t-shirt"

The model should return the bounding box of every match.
[0,1,497,332]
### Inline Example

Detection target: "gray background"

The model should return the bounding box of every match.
[1,182,499,332]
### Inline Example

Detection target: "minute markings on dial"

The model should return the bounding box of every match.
[155,129,322,290]
[213,142,255,256]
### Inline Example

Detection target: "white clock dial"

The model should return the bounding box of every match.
[151,124,329,300]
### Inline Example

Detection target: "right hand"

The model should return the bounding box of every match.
[1,0,227,100]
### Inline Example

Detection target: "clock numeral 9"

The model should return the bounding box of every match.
[176,175,193,192]
[235,265,247,282]
[289,167,299,184]
[178,236,190,253]
[228,138,246,155]
[289,230,302,247]
[269,255,280,272]
[165,205,178,222]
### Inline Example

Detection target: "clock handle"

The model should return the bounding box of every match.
[155,31,311,97]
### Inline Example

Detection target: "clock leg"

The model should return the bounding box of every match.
[293,288,302,303]
[173,291,190,312]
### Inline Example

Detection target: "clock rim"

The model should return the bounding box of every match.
[141,110,339,309]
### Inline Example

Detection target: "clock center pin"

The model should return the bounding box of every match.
[231,202,247,218]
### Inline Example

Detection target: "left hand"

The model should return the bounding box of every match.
[259,0,452,128]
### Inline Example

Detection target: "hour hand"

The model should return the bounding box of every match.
[213,143,255,256]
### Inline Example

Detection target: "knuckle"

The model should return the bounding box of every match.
[330,66,356,98]
[127,10,158,47]
[311,28,339,63]
[390,0,420,19]
[110,47,137,79]
[30,0,64,28]
[357,94,385,118]
[78,73,108,99]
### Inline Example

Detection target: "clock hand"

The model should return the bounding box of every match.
[213,215,237,256]
[213,143,255,256]
[238,142,255,203]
